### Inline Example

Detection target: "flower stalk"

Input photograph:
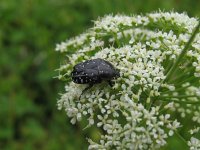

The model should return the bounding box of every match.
[164,21,200,83]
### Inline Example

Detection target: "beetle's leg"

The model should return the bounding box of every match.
[108,80,114,87]
[79,84,93,100]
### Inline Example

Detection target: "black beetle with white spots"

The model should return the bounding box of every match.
[71,58,120,95]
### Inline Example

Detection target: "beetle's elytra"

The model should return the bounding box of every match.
[71,58,120,86]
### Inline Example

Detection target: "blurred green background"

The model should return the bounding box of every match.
[0,0,200,149]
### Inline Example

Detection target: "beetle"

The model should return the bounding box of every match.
[71,58,120,97]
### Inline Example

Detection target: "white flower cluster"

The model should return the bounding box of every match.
[56,11,200,149]
[188,137,200,150]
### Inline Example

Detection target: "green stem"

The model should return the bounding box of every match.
[114,33,120,47]
[121,30,126,39]
[161,84,191,94]
[175,76,197,86]
[175,131,189,147]
[164,21,200,83]
[168,66,195,84]
[159,98,200,105]
[159,95,199,98]
[164,59,173,75]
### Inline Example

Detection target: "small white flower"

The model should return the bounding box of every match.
[189,127,200,135]
[188,137,200,150]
